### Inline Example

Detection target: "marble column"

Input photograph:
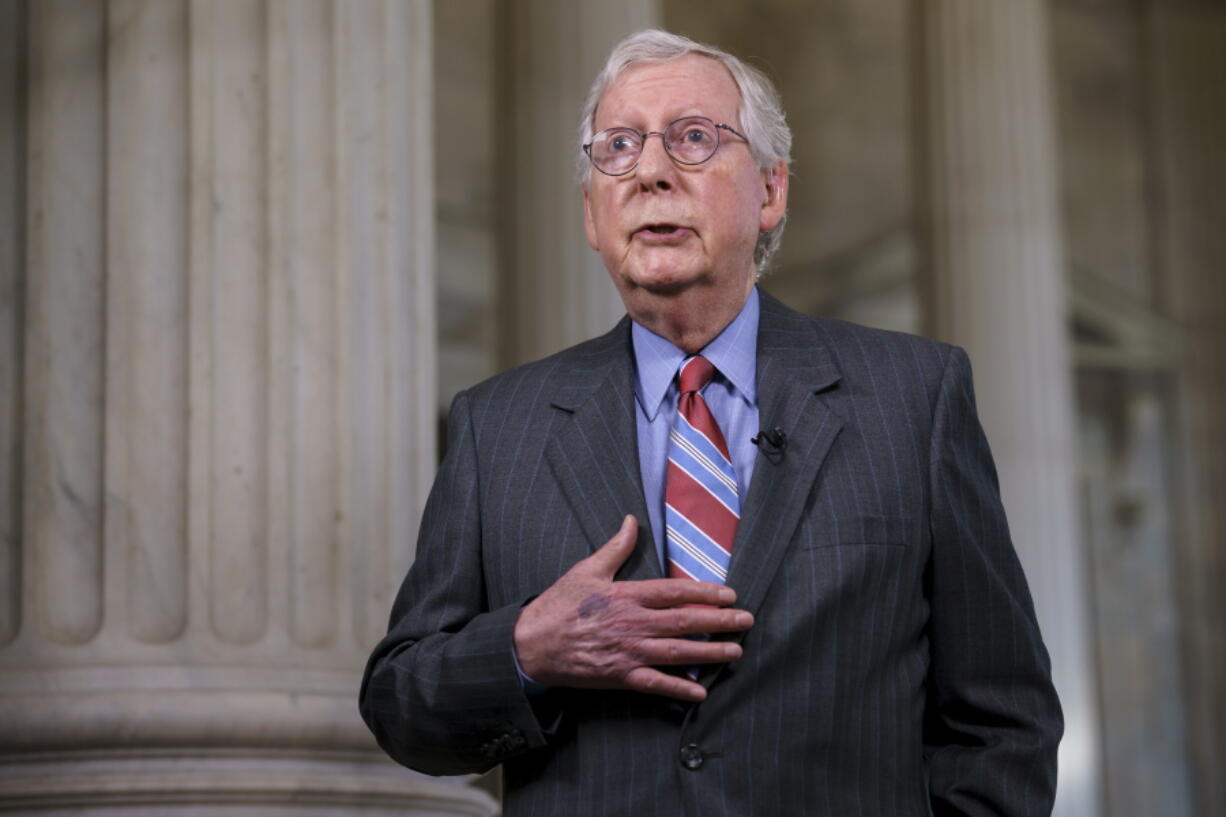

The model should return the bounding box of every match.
[0,0,28,648]
[1150,4,1226,815]
[918,3,1102,815]
[499,0,659,366]
[0,1,492,814]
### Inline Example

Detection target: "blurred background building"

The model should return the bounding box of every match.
[1,0,1222,815]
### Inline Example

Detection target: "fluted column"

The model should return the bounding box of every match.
[1151,5,1226,815]
[499,0,659,366]
[919,3,1102,816]
[0,1,491,814]
[0,0,29,647]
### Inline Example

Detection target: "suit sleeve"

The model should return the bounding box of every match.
[358,390,550,775]
[924,346,1064,816]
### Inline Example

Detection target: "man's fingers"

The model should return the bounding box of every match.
[576,514,638,577]
[640,606,753,637]
[622,666,707,703]
[634,637,744,665]
[632,578,738,608]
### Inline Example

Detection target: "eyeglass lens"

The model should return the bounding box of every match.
[588,117,721,175]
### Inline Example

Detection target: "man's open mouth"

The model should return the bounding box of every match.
[637,223,690,238]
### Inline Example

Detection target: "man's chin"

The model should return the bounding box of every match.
[620,266,707,297]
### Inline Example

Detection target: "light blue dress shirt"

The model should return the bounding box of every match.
[631,287,761,570]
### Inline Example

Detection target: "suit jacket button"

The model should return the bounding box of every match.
[679,743,703,770]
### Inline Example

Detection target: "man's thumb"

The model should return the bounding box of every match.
[582,514,638,577]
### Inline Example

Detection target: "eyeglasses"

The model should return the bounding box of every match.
[583,116,749,177]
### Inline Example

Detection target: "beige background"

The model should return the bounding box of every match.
[2,1,1223,815]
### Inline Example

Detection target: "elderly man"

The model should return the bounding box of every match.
[361,29,1062,817]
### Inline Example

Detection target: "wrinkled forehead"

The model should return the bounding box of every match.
[593,54,744,131]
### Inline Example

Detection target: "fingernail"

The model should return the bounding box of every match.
[718,587,736,604]
[736,611,752,627]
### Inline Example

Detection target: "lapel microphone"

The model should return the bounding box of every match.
[751,427,787,461]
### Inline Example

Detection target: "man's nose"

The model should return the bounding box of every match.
[635,132,675,189]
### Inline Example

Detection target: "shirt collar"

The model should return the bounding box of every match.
[631,286,760,421]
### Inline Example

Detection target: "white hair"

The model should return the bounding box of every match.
[577,29,792,272]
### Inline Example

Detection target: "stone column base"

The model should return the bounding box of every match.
[0,750,497,816]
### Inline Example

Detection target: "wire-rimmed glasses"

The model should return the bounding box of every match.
[583,116,749,177]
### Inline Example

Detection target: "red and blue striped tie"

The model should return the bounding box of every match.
[665,356,739,587]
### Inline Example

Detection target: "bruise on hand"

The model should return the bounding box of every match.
[577,592,612,619]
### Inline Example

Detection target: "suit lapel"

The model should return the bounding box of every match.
[722,291,844,627]
[542,291,845,604]
[544,319,661,581]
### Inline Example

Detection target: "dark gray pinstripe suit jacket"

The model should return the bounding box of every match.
[360,289,1062,817]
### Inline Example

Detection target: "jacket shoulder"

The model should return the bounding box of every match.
[813,314,952,363]
[759,289,955,380]
[450,318,630,415]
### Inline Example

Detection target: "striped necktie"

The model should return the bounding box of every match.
[665,356,739,586]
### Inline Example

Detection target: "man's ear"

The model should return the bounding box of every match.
[759,161,789,233]
[583,188,600,251]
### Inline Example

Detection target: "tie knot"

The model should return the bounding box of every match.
[677,355,716,395]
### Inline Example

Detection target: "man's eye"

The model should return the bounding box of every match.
[683,128,712,144]
[609,135,637,152]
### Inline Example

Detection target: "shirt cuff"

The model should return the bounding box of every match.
[511,641,552,697]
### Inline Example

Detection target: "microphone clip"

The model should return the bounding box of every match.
[751,427,787,463]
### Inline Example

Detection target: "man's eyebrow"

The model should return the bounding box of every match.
[596,111,722,131]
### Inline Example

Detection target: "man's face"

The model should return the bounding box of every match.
[583,55,787,308]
